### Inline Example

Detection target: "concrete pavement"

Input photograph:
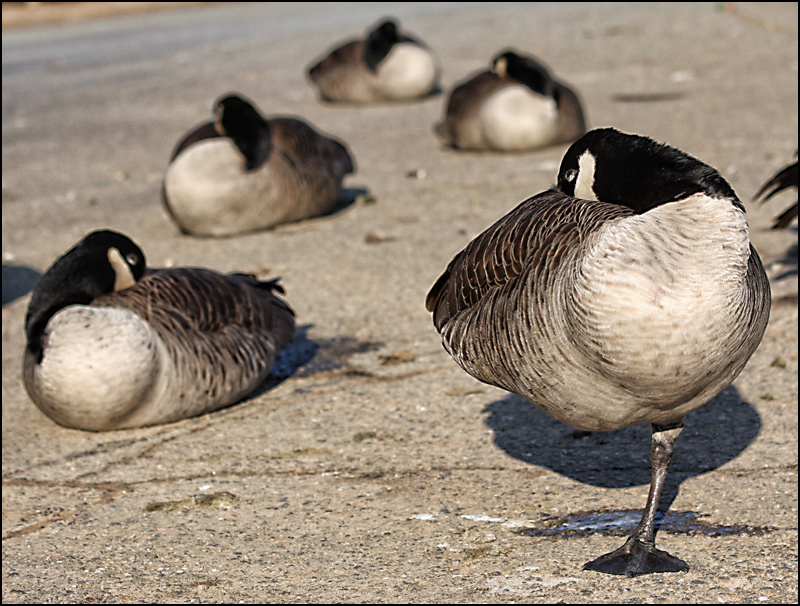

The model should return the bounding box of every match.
[2,3,797,603]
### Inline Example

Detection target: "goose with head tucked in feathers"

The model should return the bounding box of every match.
[426,128,770,576]
[307,17,441,104]
[23,230,296,431]
[163,93,355,237]
[435,49,586,151]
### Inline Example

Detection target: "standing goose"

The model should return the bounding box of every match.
[307,17,441,103]
[24,230,296,431]
[435,49,586,151]
[426,128,770,576]
[163,93,355,237]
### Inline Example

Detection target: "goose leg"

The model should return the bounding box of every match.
[582,419,689,576]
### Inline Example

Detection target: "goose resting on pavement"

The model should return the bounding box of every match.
[163,93,355,237]
[435,49,586,152]
[307,17,441,104]
[24,230,296,431]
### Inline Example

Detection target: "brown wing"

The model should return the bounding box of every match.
[308,39,362,75]
[445,71,504,120]
[436,70,506,144]
[425,191,631,332]
[552,81,587,144]
[307,39,366,98]
[84,268,295,420]
[269,118,355,178]
[94,268,295,351]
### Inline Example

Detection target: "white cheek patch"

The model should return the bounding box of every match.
[108,247,136,291]
[574,150,598,201]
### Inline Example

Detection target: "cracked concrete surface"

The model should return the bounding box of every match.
[2,2,797,603]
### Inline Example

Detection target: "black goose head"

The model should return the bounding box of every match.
[492,49,557,99]
[555,127,741,214]
[214,93,271,171]
[25,230,146,362]
[363,18,404,72]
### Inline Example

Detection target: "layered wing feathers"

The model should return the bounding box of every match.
[426,191,631,332]
[270,118,355,178]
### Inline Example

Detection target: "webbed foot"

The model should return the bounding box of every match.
[582,536,689,577]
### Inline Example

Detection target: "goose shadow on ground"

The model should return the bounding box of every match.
[483,386,761,516]
[328,186,371,216]
[2,264,41,307]
[774,236,798,281]
[250,324,382,398]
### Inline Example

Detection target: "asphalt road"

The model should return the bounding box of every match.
[2,2,797,603]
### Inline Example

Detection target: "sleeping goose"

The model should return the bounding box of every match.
[306,17,441,103]
[163,93,355,237]
[435,49,586,151]
[426,128,770,576]
[23,230,296,431]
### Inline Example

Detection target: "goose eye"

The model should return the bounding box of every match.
[126,253,140,266]
[564,168,578,183]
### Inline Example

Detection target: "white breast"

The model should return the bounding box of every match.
[374,43,439,99]
[164,139,277,236]
[479,85,559,150]
[26,305,172,430]
[573,194,751,401]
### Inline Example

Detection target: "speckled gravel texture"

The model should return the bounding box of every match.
[2,2,797,603]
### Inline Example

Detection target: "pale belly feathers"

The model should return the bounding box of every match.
[24,305,174,431]
[164,139,281,237]
[374,43,440,100]
[479,85,559,151]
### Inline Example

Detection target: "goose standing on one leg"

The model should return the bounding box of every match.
[435,49,586,151]
[306,17,441,104]
[426,128,770,576]
[23,230,296,431]
[163,93,355,237]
